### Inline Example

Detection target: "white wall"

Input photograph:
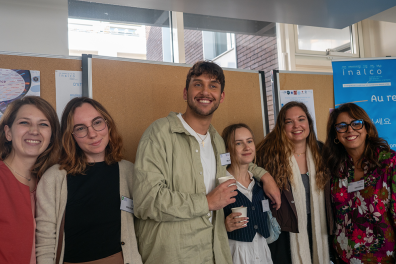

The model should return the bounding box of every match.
[0,0,69,56]
[361,20,396,58]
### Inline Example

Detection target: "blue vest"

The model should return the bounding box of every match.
[223,179,270,242]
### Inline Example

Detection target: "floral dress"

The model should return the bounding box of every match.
[331,150,396,264]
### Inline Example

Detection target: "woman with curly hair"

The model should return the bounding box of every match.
[0,96,61,264]
[35,97,142,264]
[323,103,396,264]
[256,101,329,264]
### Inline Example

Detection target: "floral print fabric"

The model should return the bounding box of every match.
[331,150,396,264]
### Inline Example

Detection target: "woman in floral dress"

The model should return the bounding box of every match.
[323,103,396,264]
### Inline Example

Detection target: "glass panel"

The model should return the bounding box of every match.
[182,13,277,71]
[68,0,172,62]
[297,25,352,53]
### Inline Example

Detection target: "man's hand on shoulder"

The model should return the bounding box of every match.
[206,180,237,211]
[260,173,281,210]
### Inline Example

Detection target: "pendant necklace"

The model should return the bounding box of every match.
[3,160,32,181]
[294,152,306,157]
[196,132,208,147]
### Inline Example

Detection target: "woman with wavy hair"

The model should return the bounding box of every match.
[36,97,142,264]
[256,101,329,264]
[0,96,61,264]
[323,103,396,264]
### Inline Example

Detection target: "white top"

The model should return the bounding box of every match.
[177,114,217,222]
[226,170,273,264]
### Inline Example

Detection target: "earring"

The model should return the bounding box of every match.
[334,138,340,144]
[184,100,187,102]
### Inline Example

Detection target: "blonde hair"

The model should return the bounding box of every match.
[222,123,256,169]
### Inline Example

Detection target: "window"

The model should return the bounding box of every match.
[68,0,172,62]
[294,24,359,57]
[202,32,236,68]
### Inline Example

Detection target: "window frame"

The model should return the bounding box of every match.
[293,23,360,58]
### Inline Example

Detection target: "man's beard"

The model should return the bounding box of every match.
[187,97,220,117]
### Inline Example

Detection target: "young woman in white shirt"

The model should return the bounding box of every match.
[221,123,273,264]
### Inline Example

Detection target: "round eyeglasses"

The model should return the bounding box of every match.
[72,117,107,138]
[335,119,364,133]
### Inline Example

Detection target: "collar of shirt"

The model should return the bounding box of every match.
[226,170,254,191]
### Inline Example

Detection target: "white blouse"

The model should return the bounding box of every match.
[226,171,273,264]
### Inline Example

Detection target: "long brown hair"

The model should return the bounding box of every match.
[0,96,61,179]
[323,103,389,177]
[222,123,256,169]
[59,97,123,175]
[256,101,327,190]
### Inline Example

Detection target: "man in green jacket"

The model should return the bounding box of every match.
[133,61,280,264]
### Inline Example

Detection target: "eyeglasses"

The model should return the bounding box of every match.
[72,117,107,138]
[335,119,364,133]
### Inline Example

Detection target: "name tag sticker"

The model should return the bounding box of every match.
[220,153,231,166]
[120,196,134,214]
[262,199,270,212]
[348,179,364,193]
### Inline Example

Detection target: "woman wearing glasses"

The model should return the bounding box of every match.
[323,103,396,264]
[36,97,142,264]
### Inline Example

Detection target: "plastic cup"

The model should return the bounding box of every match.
[231,206,247,218]
[218,175,235,186]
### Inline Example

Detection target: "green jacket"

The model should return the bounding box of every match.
[133,112,267,264]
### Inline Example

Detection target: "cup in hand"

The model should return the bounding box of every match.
[231,206,247,218]
[218,175,236,186]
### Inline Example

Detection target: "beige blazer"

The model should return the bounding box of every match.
[36,160,143,264]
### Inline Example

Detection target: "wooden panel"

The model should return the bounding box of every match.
[0,54,81,109]
[92,58,264,162]
[278,72,334,142]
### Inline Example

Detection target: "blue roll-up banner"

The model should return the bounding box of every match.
[332,58,396,150]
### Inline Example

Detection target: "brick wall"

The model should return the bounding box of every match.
[235,34,278,130]
[184,29,204,64]
[145,26,163,61]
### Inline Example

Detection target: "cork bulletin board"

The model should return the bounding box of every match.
[92,58,265,162]
[0,53,266,163]
[0,53,81,109]
[277,72,334,142]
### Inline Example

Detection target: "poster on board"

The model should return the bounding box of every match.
[332,58,396,150]
[280,90,317,135]
[0,68,40,118]
[55,70,82,120]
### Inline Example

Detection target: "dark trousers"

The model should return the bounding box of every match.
[268,214,313,264]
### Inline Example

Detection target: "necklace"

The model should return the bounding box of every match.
[196,132,208,147]
[3,160,31,181]
[294,152,306,157]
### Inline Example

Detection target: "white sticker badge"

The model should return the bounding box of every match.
[120,196,134,214]
[220,153,231,166]
[262,199,270,212]
[348,179,364,193]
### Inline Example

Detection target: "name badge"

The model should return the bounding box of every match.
[262,199,270,212]
[220,153,231,166]
[120,196,134,214]
[348,180,364,193]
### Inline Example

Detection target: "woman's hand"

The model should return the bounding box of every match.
[225,212,249,232]
[260,172,281,210]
